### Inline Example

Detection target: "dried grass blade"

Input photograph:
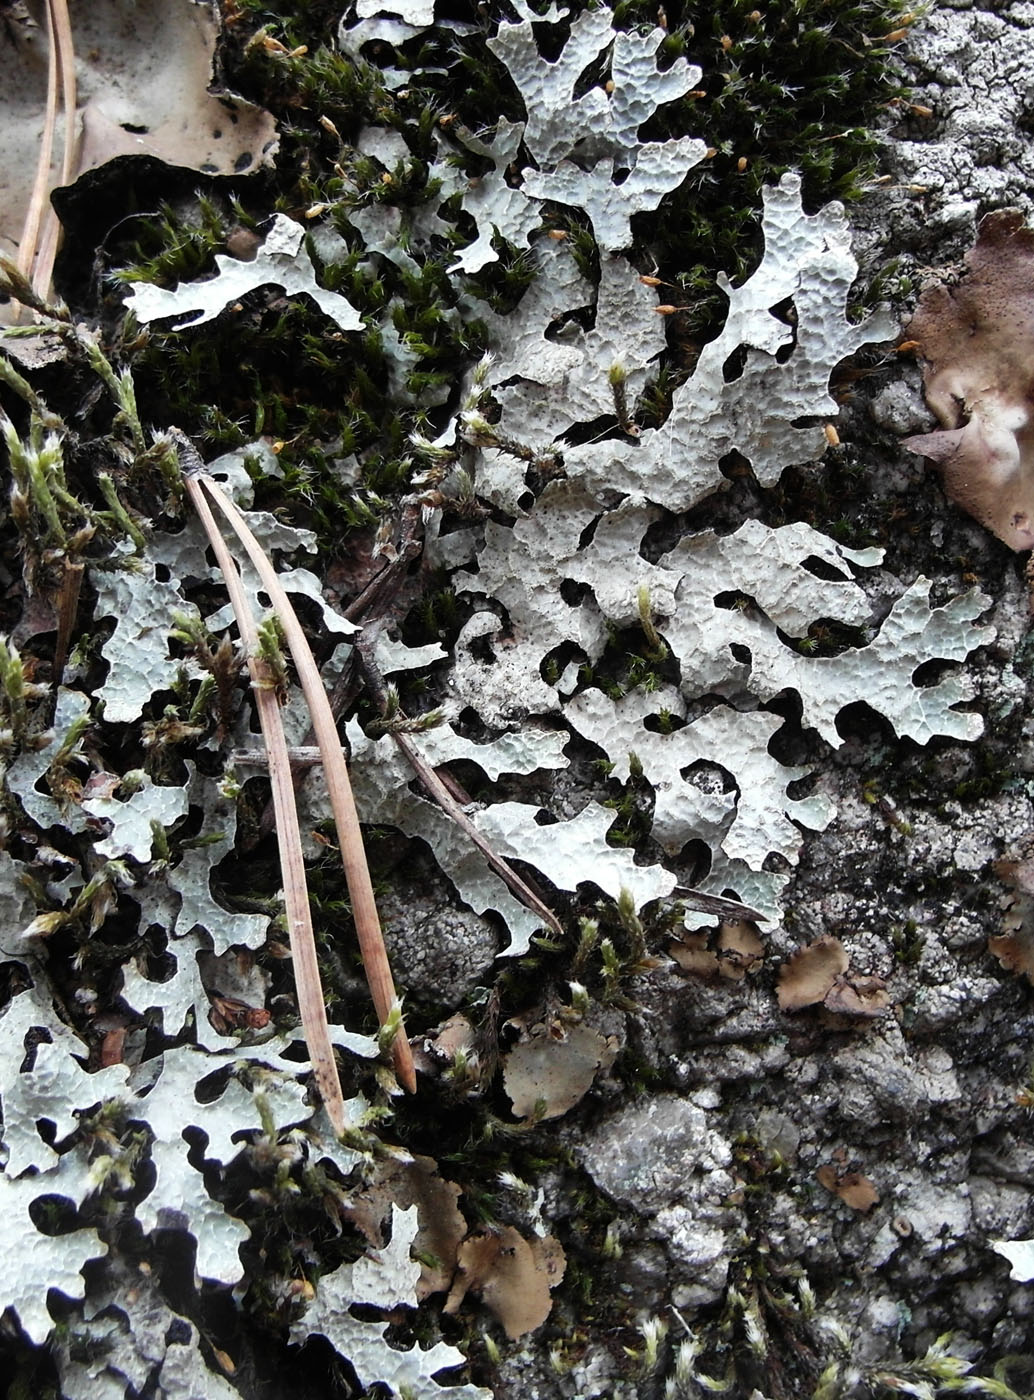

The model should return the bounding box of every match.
[183,475,347,1134]
[51,0,77,188]
[32,0,78,303]
[17,0,60,297]
[197,473,417,1094]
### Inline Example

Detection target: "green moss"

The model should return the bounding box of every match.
[92,0,912,575]
[112,195,237,286]
[890,919,925,965]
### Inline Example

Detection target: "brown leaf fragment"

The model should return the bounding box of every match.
[989,932,1034,984]
[902,209,1034,551]
[503,1022,614,1121]
[817,1164,880,1212]
[347,1155,466,1300]
[822,973,891,1018]
[716,919,764,980]
[444,1227,566,1339]
[990,853,1034,984]
[669,931,720,978]
[777,936,849,1011]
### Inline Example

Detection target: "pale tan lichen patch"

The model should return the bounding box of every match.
[346,1155,467,1300]
[816,1163,880,1212]
[777,935,849,1010]
[669,919,764,980]
[502,1019,616,1120]
[443,1227,566,1339]
[777,935,890,1016]
[990,854,1034,984]
[716,919,765,980]
[903,210,1034,552]
[669,930,720,977]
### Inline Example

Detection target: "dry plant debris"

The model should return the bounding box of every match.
[777,935,891,1016]
[817,1163,881,1213]
[502,1015,616,1120]
[443,1227,567,1341]
[903,209,1034,550]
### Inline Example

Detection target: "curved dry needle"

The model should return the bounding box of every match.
[17,2,60,294]
[673,888,764,923]
[353,630,564,939]
[33,0,78,303]
[183,473,348,1131]
[16,0,77,311]
[193,467,417,1094]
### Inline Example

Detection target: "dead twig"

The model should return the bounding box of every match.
[354,629,565,939]
[182,472,349,1133]
[341,499,425,624]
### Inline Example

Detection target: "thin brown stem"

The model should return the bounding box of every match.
[184,475,348,1133]
[340,499,424,623]
[354,632,564,939]
[53,0,77,190]
[395,729,565,938]
[196,472,417,1094]
[53,558,83,683]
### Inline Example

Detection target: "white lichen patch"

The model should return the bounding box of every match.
[523,138,707,252]
[0,985,130,1175]
[124,215,363,332]
[82,772,189,863]
[487,2,699,169]
[92,558,200,725]
[0,0,1009,1389]
[0,1152,109,1345]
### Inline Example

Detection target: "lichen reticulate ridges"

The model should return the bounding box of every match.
[300,3,996,944]
[415,175,986,935]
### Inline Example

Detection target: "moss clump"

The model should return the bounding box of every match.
[86,0,911,566]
